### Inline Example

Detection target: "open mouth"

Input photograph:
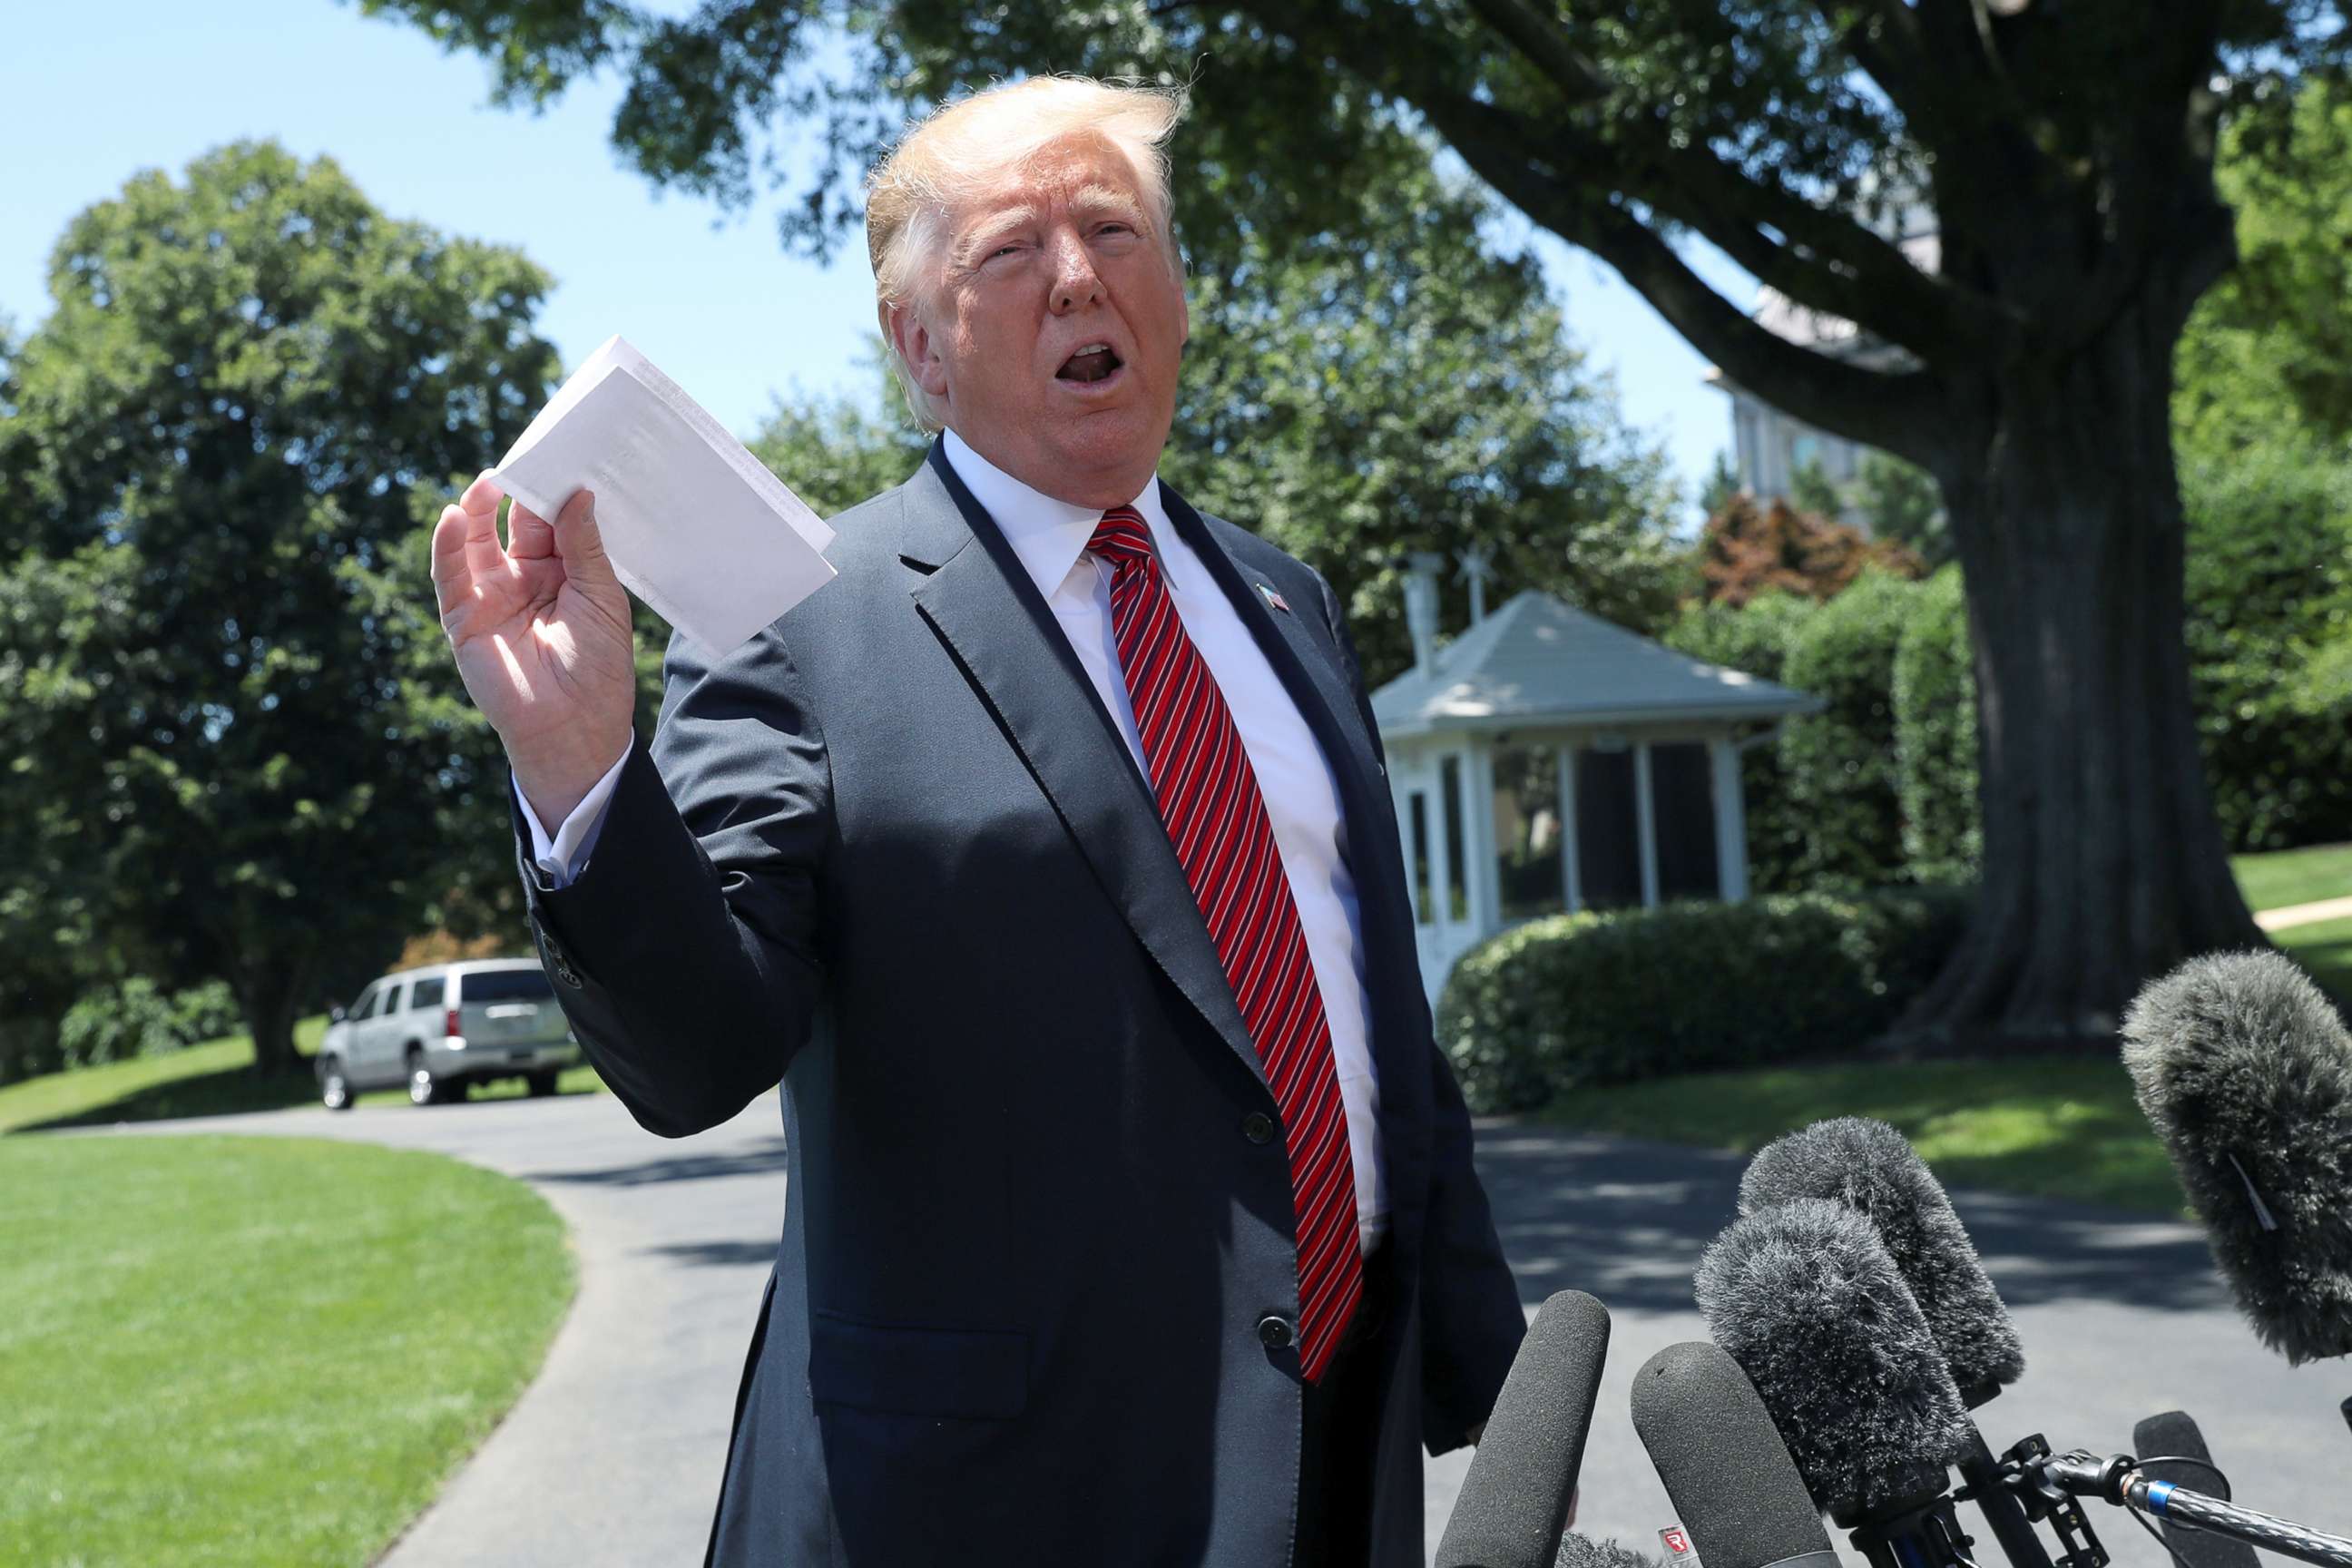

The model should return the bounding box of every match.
[1056,342,1124,384]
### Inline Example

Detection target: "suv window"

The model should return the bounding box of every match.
[349,985,378,1019]
[411,975,445,1009]
[380,981,406,1014]
[456,969,556,1004]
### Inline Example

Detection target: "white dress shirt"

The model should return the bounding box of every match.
[517,428,1387,1250]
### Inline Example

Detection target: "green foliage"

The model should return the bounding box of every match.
[745,370,930,517]
[1856,451,1949,566]
[2177,79,2352,461]
[1700,450,1741,514]
[2180,443,2352,851]
[1779,571,1916,888]
[1661,591,1820,893]
[1892,568,1982,885]
[1787,458,1847,520]
[0,142,562,1074]
[1435,889,1974,1113]
[51,978,238,1072]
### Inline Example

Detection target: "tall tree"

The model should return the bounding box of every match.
[352,0,2340,1045]
[0,142,559,1075]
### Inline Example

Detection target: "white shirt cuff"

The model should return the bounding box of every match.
[516,737,633,889]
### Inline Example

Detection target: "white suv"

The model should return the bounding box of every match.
[316,959,580,1110]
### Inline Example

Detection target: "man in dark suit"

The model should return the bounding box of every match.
[431,74,1528,1567]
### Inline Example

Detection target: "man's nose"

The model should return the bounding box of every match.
[1047,230,1102,313]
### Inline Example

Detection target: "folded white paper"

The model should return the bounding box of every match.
[489,335,837,655]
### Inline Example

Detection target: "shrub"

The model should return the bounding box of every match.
[56,977,183,1069]
[2181,444,2352,852]
[1780,571,1916,888]
[1892,567,1982,885]
[170,980,242,1045]
[1662,590,1820,894]
[1435,888,1974,1113]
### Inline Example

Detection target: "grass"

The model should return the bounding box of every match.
[1544,1057,2184,1213]
[0,1133,573,1566]
[2231,840,2352,913]
[2275,914,2352,1000]
[0,1017,604,1137]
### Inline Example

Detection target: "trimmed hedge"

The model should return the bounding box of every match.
[1779,570,1913,890]
[1436,888,1974,1113]
[1892,567,1981,885]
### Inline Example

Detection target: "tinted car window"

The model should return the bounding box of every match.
[381,982,406,1014]
[350,985,378,1019]
[410,976,445,1009]
[457,970,556,1003]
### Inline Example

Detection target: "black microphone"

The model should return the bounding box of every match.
[1435,1289,1611,1568]
[1740,1119,2049,1568]
[1628,1340,1839,1568]
[2121,950,2352,1365]
[2132,1411,2259,1568]
[1696,1198,1970,1524]
[1739,1117,2024,1402]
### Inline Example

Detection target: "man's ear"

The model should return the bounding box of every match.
[884,300,953,403]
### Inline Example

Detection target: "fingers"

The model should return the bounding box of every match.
[429,505,474,614]
[453,469,507,581]
[508,497,555,559]
[553,488,612,580]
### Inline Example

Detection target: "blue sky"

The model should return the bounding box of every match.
[6,0,1752,512]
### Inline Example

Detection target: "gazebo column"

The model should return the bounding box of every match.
[1711,735,1749,903]
[1633,742,1660,908]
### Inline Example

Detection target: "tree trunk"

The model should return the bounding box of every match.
[1894,301,2266,1052]
[233,943,317,1079]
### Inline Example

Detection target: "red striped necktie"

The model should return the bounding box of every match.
[1088,505,1362,1382]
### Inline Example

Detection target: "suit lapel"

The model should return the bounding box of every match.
[901,447,1269,1094]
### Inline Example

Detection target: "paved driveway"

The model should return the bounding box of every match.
[103,1094,2352,1566]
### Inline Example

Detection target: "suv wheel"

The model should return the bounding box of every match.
[407,1048,462,1107]
[320,1057,355,1112]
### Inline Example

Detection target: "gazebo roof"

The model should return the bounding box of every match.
[1370,590,1820,739]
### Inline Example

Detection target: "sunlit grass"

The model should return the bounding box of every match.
[0,1134,573,1565]
[2233,840,2352,913]
[1544,1057,2184,1212]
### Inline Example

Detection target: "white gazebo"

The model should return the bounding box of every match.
[1372,557,1821,1003]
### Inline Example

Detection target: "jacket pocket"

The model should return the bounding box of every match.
[808,1312,1028,1420]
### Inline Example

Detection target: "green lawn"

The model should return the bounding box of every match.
[1545,1057,2183,1213]
[0,1018,604,1136]
[0,1133,573,1566]
[2276,914,2352,1000]
[2232,840,2352,913]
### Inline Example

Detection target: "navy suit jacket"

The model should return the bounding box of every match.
[514,444,1526,1565]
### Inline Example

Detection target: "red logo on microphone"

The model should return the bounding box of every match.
[1661,1526,1698,1563]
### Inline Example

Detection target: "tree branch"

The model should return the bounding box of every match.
[1429,107,1947,459]
[1455,0,1612,101]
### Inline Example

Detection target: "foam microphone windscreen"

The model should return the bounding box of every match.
[1629,1341,1839,1568]
[2132,1410,2259,1568]
[1436,1289,1612,1568]
[1739,1117,2024,1400]
[1695,1199,1970,1521]
[2122,950,2352,1364]
[1554,1535,1667,1568]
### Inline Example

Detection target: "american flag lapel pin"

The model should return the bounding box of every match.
[1258,583,1291,614]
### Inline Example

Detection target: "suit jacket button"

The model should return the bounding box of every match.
[1241,1112,1276,1145]
[1257,1315,1294,1350]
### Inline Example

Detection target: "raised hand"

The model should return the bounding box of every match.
[431,472,637,827]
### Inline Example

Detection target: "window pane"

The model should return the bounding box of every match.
[1493,746,1566,921]
[457,969,557,1003]
[411,976,445,1009]
[1650,742,1721,902]
[1575,750,1642,910]
[1408,792,1434,926]
[1440,757,1468,922]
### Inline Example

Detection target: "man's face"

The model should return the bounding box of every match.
[888,133,1188,508]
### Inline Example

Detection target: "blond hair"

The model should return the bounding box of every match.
[865,75,1188,427]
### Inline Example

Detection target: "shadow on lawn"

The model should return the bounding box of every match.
[17,1060,322,1132]
[1473,1122,2225,1319]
